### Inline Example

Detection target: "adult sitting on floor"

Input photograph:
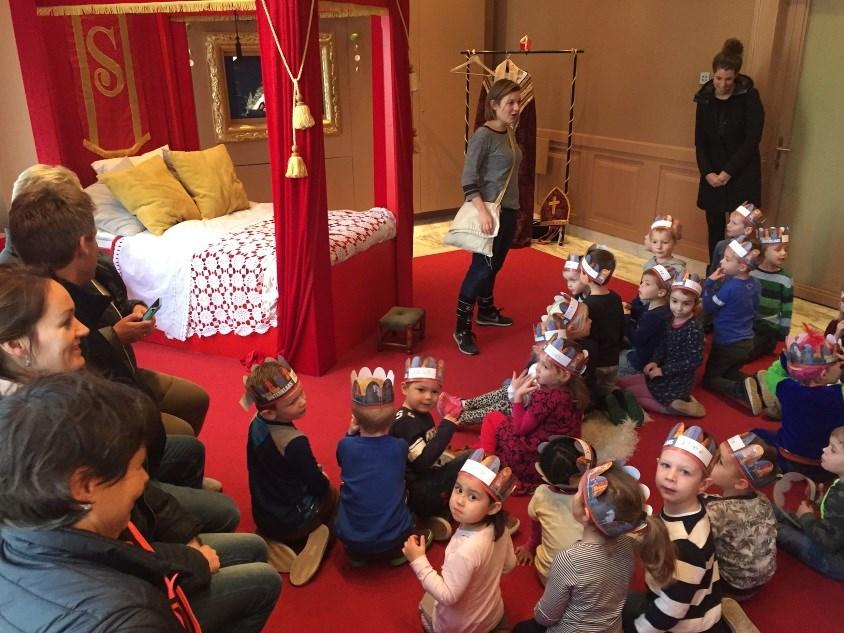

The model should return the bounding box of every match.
[0,372,281,633]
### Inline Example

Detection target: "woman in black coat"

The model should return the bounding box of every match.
[694,38,764,266]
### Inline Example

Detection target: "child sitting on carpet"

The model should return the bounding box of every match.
[580,247,624,398]
[619,264,673,378]
[336,366,427,565]
[513,462,674,633]
[705,432,778,600]
[627,215,686,323]
[702,237,761,410]
[707,202,766,276]
[623,423,727,633]
[750,325,844,482]
[389,356,466,541]
[562,254,590,301]
[403,449,517,633]
[514,436,597,583]
[747,226,793,362]
[823,283,844,344]
[774,425,844,581]
[243,356,335,585]
[618,273,706,418]
[477,336,589,496]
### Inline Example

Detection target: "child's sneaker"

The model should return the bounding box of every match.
[721,597,761,633]
[289,524,330,586]
[421,516,453,542]
[670,396,706,418]
[265,538,297,573]
[389,529,433,566]
[755,370,778,410]
[742,376,763,416]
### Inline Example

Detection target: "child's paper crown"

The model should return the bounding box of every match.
[646,264,674,290]
[757,226,790,245]
[533,313,567,343]
[581,251,614,285]
[785,324,839,379]
[671,271,702,296]
[460,448,518,501]
[563,254,581,272]
[663,423,718,471]
[351,366,395,407]
[545,292,582,326]
[404,356,444,383]
[536,435,596,490]
[649,214,682,239]
[720,432,776,489]
[240,354,300,410]
[727,238,759,266]
[544,336,589,375]
[734,202,766,228]
[580,462,653,537]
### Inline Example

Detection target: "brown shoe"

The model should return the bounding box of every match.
[289,524,330,586]
[721,597,761,633]
[201,477,223,492]
[265,538,297,573]
[670,396,706,418]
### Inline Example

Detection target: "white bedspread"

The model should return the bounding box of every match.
[113,203,395,340]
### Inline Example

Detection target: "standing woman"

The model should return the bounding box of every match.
[454,79,523,356]
[694,38,764,269]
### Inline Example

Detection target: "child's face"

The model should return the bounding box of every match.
[264,383,307,420]
[821,437,844,477]
[708,451,746,493]
[655,448,708,506]
[450,473,500,526]
[762,243,788,268]
[638,273,665,302]
[669,289,697,321]
[647,230,675,259]
[536,352,567,387]
[401,379,441,414]
[719,249,744,276]
[726,211,751,238]
[564,270,588,296]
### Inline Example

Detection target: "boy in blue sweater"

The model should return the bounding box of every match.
[244,356,335,586]
[702,238,761,408]
[620,263,673,377]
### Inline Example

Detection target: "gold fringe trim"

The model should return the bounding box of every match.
[37,0,387,17]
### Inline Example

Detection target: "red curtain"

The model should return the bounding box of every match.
[257,0,336,375]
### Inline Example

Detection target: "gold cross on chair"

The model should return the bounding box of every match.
[535,186,571,245]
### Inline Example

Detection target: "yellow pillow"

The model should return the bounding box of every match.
[168,144,250,220]
[98,155,201,235]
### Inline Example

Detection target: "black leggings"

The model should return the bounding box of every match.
[705,208,727,268]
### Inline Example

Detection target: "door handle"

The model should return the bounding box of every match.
[775,146,791,152]
[774,138,791,170]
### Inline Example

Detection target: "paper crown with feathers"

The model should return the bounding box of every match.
[544,335,589,375]
[663,423,718,472]
[536,436,596,491]
[720,432,777,489]
[785,324,839,380]
[734,202,766,228]
[545,292,582,326]
[757,226,790,245]
[459,448,518,501]
[563,254,581,272]
[351,366,395,407]
[240,354,299,410]
[580,462,653,537]
[645,264,674,290]
[671,271,702,296]
[649,214,682,240]
[534,313,567,343]
[727,237,760,266]
[581,250,614,285]
[404,355,444,383]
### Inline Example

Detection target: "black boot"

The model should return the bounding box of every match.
[454,297,479,355]
[476,295,513,327]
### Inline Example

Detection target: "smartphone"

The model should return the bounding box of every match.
[142,299,162,321]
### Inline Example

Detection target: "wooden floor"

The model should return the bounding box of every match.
[413,217,837,332]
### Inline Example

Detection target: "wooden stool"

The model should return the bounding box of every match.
[377,306,426,354]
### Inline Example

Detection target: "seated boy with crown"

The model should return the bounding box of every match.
[390,356,467,542]
[242,356,335,586]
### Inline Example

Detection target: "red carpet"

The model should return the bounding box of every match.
[137,248,841,632]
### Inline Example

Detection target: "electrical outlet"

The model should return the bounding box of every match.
[699,71,711,85]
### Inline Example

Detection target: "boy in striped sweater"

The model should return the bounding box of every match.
[747,226,793,361]
[624,424,727,633]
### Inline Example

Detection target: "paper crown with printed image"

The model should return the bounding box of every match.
[544,336,589,374]
[649,214,682,239]
[646,264,675,290]
[727,237,760,265]
[756,226,790,245]
[581,462,653,537]
[663,422,718,471]
[734,202,766,228]
[240,354,299,410]
[351,366,395,407]
[720,432,777,489]
[581,250,614,285]
[671,271,702,296]
[545,292,582,326]
[403,355,444,383]
[785,324,839,379]
[536,435,597,490]
[459,448,518,501]
[563,254,581,271]
[534,313,567,343]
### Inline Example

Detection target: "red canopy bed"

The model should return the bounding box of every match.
[11,0,413,375]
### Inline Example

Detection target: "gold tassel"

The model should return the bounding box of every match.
[286,145,308,178]
[292,82,315,130]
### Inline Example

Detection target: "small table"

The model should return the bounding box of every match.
[377,306,426,354]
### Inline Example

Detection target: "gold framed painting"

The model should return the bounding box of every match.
[206,31,340,143]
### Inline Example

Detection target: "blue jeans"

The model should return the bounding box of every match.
[157,434,206,489]
[189,533,282,633]
[458,207,517,301]
[776,517,844,580]
[154,481,240,533]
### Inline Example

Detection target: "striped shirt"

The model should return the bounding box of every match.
[534,538,635,633]
[750,267,793,340]
[634,503,723,633]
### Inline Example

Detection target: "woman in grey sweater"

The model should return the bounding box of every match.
[455,78,523,355]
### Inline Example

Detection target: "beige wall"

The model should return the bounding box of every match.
[0,3,38,225]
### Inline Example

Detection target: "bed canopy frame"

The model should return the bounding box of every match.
[11,0,413,375]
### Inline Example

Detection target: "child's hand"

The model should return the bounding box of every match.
[402,534,426,562]
[347,415,360,435]
[514,544,534,566]
[796,500,816,518]
[512,370,539,402]
[622,301,632,316]
[708,267,725,282]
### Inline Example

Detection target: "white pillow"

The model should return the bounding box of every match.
[90,144,170,175]
[85,179,147,237]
